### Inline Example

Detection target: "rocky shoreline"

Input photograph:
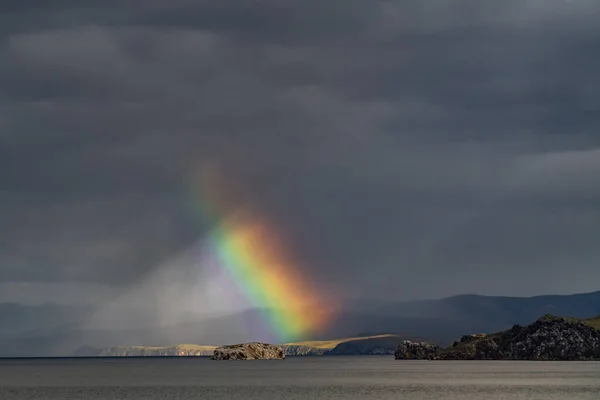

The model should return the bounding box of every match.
[73,315,600,361]
[395,315,600,361]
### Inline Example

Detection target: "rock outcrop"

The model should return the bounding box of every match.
[395,314,600,361]
[394,340,441,360]
[211,342,285,360]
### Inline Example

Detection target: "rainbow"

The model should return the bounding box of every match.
[188,165,336,343]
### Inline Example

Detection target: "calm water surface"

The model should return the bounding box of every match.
[1,357,599,399]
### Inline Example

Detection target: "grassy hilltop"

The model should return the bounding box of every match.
[562,315,600,329]
[587,316,600,329]
[283,334,400,349]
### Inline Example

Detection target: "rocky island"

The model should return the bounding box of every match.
[395,314,600,361]
[211,342,285,360]
[394,340,441,360]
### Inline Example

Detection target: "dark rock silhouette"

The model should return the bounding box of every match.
[395,315,600,361]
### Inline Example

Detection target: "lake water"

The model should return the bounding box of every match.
[1,357,599,399]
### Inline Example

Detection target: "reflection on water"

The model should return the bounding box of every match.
[1,357,599,399]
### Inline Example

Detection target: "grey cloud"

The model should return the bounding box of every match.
[0,0,377,45]
[1,1,600,304]
[512,147,600,202]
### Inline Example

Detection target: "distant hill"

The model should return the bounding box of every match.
[323,335,421,355]
[333,290,600,345]
[284,334,423,355]
[74,344,217,357]
[2,290,600,357]
[348,291,600,323]
[284,334,399,349]
[76,334,417,357]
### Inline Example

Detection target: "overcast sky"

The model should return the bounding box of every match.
[2,0,600,306]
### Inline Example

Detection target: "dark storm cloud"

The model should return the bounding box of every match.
[2,0,600,302]
[0,0,377,45]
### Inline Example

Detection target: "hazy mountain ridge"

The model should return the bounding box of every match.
[74,344,217,357]
[0,303,94,336]
[325,291,600,347]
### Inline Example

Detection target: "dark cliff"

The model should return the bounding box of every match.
[395,314,600,361]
